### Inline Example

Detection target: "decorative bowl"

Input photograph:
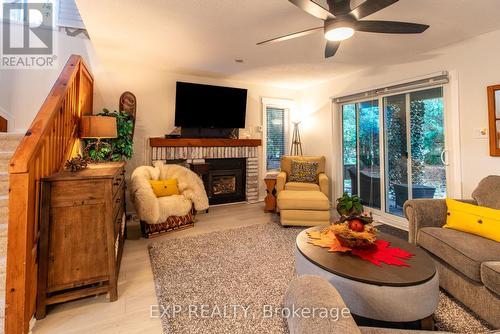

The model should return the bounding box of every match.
[331,222,378,250]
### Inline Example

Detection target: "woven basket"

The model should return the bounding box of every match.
[335,234,376,249]
[140,207,195,238]
[331,222,377,249]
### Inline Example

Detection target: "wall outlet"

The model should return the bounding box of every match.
[473,128,488,139]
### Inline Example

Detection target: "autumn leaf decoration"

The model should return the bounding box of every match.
[308,230,351,253]
[307,230,414,267]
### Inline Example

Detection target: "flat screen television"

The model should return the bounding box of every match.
[174,82,248,129]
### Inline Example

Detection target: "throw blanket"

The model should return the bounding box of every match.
[130,162,209,224]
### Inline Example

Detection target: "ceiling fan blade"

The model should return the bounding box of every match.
[327,0,351,16]
[350,0,399,19]
[257,26,324,45]
[356,20,430,34]
[288,0,335,20]
[325,40,341,58]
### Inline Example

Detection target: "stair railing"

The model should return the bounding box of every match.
[5,55,93,334]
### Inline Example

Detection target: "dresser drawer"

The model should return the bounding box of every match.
[50,180,106,207]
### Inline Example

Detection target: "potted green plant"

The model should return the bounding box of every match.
[333,192,377,249]
[85,108,134,162]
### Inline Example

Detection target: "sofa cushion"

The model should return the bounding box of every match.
[472,175,500,210]
[281,210,330,227]
[418,227,500,282]
[444,199,500,242]
[277,190,330,211]
[481,262,500,296]
[285,182,320,192]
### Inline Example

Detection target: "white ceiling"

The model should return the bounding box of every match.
[76,0,500,89]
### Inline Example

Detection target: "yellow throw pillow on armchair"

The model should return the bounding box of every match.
[149,179,180,197]
[444,199,500,242]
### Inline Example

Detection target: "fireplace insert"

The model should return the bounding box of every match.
[206,158,246,205]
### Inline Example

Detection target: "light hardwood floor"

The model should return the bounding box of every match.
[32,202,275,334]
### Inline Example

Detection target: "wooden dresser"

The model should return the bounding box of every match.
[36,162,126,318]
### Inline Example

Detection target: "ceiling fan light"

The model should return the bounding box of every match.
[325,27,355,41]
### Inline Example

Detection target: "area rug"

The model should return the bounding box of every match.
[148,222,492,334]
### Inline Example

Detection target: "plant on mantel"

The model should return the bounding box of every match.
[85,108,134,162]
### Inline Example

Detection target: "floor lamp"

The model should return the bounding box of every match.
[290,121,303,156]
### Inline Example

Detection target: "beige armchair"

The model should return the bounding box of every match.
[276,156,329,198]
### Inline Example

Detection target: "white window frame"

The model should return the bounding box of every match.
[0,0,85,30]
[261,97,294,174]
[333,72,462,230]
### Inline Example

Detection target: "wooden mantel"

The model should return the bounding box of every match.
[149,137,262,147]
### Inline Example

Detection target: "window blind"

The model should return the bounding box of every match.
[58,0,85,29]
[332,72,449,104]
[266,107,287,171]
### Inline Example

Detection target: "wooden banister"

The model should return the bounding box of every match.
[5,55,94,334]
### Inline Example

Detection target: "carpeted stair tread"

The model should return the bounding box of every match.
[0,132,23,152]
[0,152,12,172]
[0,173,8,197]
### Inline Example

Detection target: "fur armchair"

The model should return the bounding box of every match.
[130,162,209,237]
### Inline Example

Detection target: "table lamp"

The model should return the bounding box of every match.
[81,116,117,161]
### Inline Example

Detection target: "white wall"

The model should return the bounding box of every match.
[8,24,499,204]
[0,25,299,203]
[91,67,298,200]
[0,30,96,132]
[297,28,500,199]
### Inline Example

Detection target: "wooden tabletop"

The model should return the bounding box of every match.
[296,226,436,287]
[43,162,125,181]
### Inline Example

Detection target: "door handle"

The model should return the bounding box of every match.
[441,149,450,166]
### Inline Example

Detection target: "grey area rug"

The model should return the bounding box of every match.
[148,222,492,334]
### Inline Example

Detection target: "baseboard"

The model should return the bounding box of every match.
[376,218,409,231]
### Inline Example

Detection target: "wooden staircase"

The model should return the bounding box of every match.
[4,55,94,334]
[0,133,24,331]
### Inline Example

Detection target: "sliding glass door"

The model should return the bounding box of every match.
[384,87,446,215]
[342,100,381,209]
[342,87,446,218]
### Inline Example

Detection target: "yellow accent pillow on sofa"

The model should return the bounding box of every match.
[444,199,500,242]
[149,179,180,197]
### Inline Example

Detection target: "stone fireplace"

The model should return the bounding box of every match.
[149,138,261,204]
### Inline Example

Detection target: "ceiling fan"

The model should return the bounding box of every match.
[257,0,430,58]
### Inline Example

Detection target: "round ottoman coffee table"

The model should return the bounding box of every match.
[295,226,439,326]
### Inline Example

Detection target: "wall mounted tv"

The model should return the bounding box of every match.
[174,82,248,129]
